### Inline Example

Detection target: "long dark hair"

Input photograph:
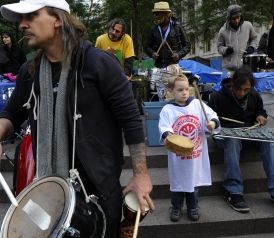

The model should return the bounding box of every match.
[1,32,18,48]
[107,18,126,35]
[232,65,256,89]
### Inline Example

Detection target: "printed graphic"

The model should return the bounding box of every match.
[173,115,202,159]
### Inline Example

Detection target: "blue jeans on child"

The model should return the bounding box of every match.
[171,188,199,210]
[215,138,274,196]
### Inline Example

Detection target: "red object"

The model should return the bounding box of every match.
[15,134,35,195]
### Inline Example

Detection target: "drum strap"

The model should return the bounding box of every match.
[70,71,100,205]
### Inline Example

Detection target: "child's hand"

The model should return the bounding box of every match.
[207,121,216,131]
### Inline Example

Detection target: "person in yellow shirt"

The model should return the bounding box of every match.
[95,18,135,78]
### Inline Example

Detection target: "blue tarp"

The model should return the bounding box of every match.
[179,59,274,92]
[179,59,224,84]
[254,72,274,92]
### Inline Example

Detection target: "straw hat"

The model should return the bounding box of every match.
[152,2,171,13]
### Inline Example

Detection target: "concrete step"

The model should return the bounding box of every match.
[0,160,268,203]
[0,193,273,238]
[122,136,262,169]
[137,193,274,238]
[121,161,268,199]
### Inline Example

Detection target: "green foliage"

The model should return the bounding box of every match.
[1,0,273,58]
[181,0,274,40]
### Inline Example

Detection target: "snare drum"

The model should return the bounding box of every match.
[243,54,267,72]
[0,176,105,238]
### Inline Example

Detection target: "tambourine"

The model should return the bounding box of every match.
[165,134,194,156]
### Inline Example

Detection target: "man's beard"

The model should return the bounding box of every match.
[108,33,121,42]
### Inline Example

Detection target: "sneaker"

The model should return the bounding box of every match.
[224,194,250,213]
[169,207,182,222]
[187,208,200,221]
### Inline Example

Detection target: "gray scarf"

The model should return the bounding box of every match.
[37,54,70,178]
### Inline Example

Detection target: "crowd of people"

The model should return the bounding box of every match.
[0,0,273,237]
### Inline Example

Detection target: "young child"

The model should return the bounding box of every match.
[159,74,220,222]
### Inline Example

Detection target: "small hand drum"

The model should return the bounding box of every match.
[165,134,194,156]
[123,192,150,223]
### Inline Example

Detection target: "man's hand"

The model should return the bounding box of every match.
[123,143,155,215]
[246,46,255,54]
[106,47,116,54]
[152,52,159,59]
[225,47,234,55]
[123,173,154,215]
[256,115,267,125]
[172,53,180,61]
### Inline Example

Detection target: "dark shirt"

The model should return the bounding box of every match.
[0,45,26,75]
[146,18,191,68]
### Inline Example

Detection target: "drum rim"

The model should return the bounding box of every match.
[0,176,76,238]
[243,54,267,57]
[124,192,150,213]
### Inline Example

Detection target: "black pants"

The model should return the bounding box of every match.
[171,188,199,210]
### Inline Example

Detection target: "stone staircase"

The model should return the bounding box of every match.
[1,123,274,237]
[121,135,274,238]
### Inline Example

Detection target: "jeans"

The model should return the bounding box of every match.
[171,188,199,210]
[215,138,274,196]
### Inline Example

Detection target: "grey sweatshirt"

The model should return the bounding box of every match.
[217,21,257,70]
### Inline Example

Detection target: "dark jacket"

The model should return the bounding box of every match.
[208,79,267,128]
[258,27,274,61]
[146,18,190,68]
[0,40,144,197]
[0,45,26,75]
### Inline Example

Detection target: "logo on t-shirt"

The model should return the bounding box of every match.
[173,115,202,159]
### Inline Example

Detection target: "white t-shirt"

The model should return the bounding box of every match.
[159,99,220,192]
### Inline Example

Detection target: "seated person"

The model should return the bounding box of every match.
[0,32,27,76]
[208,65,274,213]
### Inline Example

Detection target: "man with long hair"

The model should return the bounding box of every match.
[95,18,135,78]
[0,0,154,237]
[208,66,274,213]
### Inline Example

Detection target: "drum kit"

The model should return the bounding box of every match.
[148,64,189,101]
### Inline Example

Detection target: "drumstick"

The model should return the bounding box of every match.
[156,41,164,55]
[0,172,18,206]
[165,41,174,55]
[219,116,245,124]
[243,123,260,131]
[132,207,141,238]
[193,82,209,123]
[17,36,25,44]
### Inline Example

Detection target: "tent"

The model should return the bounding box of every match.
[179,59,224,84]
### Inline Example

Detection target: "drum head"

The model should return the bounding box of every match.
[1,176,74,238]
[124,192,149,213]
